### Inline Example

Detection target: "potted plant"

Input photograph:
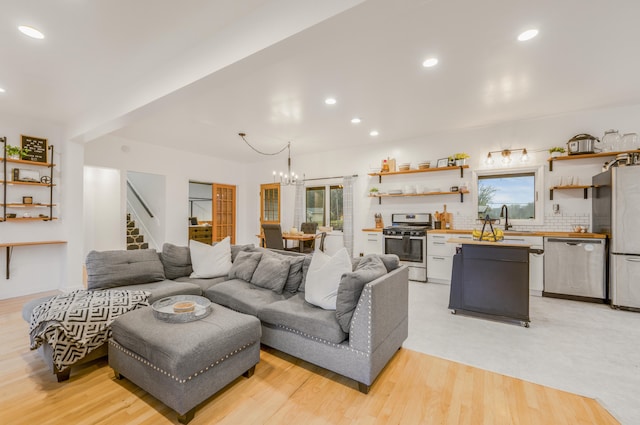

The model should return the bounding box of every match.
[4,144,30,160]
[369,187,379,196]
[453,153,470,166]
[549,147,565,158]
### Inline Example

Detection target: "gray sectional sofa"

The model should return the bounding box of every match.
[23,243,409,393]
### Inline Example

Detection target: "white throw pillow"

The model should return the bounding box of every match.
[189,237,232,278]
[304,247,352,310]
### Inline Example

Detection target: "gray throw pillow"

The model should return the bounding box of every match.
[379,254,400,272]
[283,256,305,293]
[297,254,314,292]
[160,243,192,279]
[250,251,291,294]
[231,244,255,262]
[335,254,387,333]
[86,249,166,290]
[228,251,263,281]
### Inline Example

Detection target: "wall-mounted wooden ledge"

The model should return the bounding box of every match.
[0,241,67,279]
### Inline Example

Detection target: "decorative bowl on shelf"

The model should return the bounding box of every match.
[418,161,431,169]
[398,163,411,171]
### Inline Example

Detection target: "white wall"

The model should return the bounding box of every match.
[1,113,85,299]
[83,135,251,251]
[84,167,122,253]
[245,102,640,256]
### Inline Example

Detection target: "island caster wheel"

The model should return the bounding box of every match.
[521,321,529,328]
[450,310,457,315]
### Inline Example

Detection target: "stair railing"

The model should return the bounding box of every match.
[126,180,154,218]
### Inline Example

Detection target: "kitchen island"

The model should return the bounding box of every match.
[448,238,531,327]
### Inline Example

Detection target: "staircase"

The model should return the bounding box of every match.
[127,213,149,250]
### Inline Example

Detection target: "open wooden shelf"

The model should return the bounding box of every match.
[0,217,57,222]
[548,150,640,171]
[1,203,56,207]
[369,190,470,204]
[549,185,596,200]
[369,165,469,181]
[2,140,57,228]
[0,180,54,187]
[1,157,55,167]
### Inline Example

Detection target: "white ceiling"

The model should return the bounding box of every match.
[3,0,640,163]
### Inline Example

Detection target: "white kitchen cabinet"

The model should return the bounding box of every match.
[427,233,471,283]
[428,233,544,294]
[503,236,544,296]
[363,231,383,255]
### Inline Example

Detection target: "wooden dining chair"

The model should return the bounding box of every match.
[303,232,326,253]
[300,222,318,251]
[261,224,285,250]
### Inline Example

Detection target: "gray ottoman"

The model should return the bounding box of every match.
[108,303,261,424]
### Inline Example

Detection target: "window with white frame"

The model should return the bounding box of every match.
[475,166,544,225]
[305,185,343,230]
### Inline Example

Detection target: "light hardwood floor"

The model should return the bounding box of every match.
[0,292,619,425]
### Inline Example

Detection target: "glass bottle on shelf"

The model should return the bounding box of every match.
[602,129,621,152]
[622,133,639,151]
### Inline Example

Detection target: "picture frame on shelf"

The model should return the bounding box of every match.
[20,135,48,163]
[436,158,449,168]
[22,196,33,204]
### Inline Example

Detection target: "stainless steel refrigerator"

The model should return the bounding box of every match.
[593,165,640,310]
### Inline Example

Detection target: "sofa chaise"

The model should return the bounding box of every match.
[23,243,409,394]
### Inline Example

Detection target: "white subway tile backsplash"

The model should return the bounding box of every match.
[451,213,590,233]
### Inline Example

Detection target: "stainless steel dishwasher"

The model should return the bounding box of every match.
[543,237,606,302]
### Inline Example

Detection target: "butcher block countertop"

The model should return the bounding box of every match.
[446,238,534,247]
[362,228,383,232]
[428,229,607,239]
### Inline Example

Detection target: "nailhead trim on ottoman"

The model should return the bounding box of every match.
[108,303,261,424]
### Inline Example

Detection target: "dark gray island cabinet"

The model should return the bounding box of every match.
[447,239,531,327]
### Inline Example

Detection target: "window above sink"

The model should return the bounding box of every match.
[474,165,545,226]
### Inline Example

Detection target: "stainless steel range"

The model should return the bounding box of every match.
[383,213,432,282]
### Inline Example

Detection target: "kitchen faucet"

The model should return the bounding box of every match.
[500,205,512,230]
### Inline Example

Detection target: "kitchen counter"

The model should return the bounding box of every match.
[429,229,607,239]
[447,238,532,248]
[361,228,383,232]
[449,242,530,326]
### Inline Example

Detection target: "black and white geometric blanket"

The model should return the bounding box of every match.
[29,289,150,372]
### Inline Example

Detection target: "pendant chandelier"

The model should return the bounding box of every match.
[238,133,299,184]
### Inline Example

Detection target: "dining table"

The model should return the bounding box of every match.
[281,232,316,252]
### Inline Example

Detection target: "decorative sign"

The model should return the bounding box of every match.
[21,135,48,163]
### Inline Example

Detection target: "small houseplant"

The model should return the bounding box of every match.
[549,147,565,158]
[453,152,470,166]
[4,144,30,159]
[369,187,379,196]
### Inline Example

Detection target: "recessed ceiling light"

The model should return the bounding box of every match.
[351,117,361,124]
[0,87,5,93]
[324,97,337,105]
[18,25,45,39]
[517,29,538,41]
[422,57,438,68]
[370,130,379,137]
